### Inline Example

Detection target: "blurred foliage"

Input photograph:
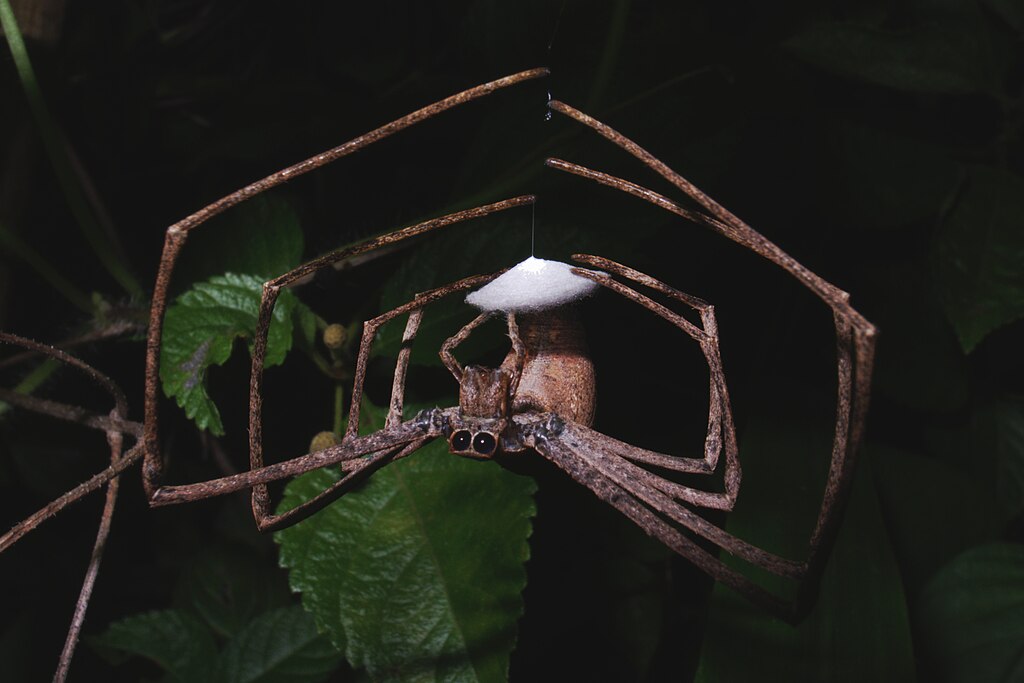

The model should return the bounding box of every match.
[1,0,1023,681]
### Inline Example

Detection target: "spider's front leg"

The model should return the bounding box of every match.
[147,197,534,531]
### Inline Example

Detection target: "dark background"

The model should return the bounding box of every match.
[1,1,1022,681]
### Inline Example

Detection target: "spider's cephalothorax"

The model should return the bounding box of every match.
[446,308,596,460]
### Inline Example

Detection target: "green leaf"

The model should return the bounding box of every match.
[215,606,343,683]
[785,21,1002,96]
[275,402,537,682]
[872,445,999,592]
[978,397,1024,522]
[932,167,1024,352]
[696,421,915,682]
[160,272,305,435]
[917,543,1024,683]
[92,609,218,683]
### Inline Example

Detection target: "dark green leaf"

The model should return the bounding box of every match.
[785,21,1002,95]
[215,606,343,683]
[92,609,218,683]
[932,167,1024,352]
[175,545,292,639]
[917,543,1024,683]
[275,403,537,682]
[829,122,962,231]
[696,422,915,682]
[867,263,969,413]
[872,445,999,593]
[979,397,1024,521]
[160,272,304,435]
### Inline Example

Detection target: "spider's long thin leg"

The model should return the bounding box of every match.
[248,268,522,529]
[254,436,433,532]
[237,198,528,524]
[440,311,495,382]
[545,103,877,618]
[551,419,802,579]
[566,258,740,510]
[150,257,508,515]
[143,67,549,497]
[504,313,527,396]
[532,426,794,622]
[149,412,448,506]
[441,311,526,391]
[386,309,423,429]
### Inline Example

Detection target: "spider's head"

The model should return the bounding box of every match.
[448,365,511,459]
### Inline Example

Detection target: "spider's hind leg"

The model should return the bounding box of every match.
[569,256,740,511]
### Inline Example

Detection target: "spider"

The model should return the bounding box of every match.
[133,67,875,622]
[2,69,875,679]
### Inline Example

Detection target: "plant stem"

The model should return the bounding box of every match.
[0,0,143,299]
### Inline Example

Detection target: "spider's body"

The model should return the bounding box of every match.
[447,307,595,460]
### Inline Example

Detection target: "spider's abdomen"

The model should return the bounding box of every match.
[505,307,595,426]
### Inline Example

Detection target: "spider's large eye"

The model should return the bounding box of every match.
[472,432,497,455]
[451,430,472,451]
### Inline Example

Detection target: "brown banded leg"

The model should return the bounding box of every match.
[386,309,423,429]
[550,420,802,579]
[440,311,496,381]
[238,232,520,528]
[148,414,449,506]
[249,276,516,529]
[442,311,527,393]
[143,67,550,498]
[532,428,793,621]
[503,313,527,396]
[229,198,529,527]
[546,101,877,617]
[567,258,740,510]
[255,436,433,532]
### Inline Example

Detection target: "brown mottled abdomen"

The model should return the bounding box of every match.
[503,307,595,426]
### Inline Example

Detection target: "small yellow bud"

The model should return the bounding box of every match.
[309,430,340,453]
[323,324,346,350]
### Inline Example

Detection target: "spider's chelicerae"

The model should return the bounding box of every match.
[2,67,875,679]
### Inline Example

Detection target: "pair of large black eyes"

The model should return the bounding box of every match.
[451,430,497,455]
